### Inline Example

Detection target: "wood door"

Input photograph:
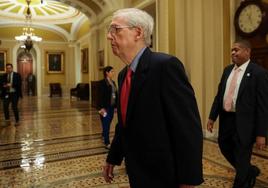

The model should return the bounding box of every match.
[251,47,268,70]
[17,56,33,95]
[247,36,268,70]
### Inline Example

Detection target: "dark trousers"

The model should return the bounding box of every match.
[218,112,253,188]
[3,93,19,122]
[28,83,35,96]
[100,106,114,145]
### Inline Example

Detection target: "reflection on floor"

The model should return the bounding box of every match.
[0,97,267,188]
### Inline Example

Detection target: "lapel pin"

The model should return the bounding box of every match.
[246,73,250,77]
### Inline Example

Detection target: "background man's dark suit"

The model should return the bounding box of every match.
[107,48,203,187]
[2,71,22,122]
[209,61,268,187]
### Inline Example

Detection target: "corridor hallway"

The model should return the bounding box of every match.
[0,96,267,188]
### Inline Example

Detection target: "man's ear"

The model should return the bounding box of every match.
[246,48,251,56]
[135,27,143,40]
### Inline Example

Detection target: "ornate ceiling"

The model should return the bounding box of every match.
[0,0,120,41]
[0,0,81,22]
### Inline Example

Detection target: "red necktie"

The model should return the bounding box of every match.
[120,68,133,126]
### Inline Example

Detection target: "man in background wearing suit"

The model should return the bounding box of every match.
[26,72,35,96]
[207,40,268,188]
[103,8,203,188]
[1,63,22,125]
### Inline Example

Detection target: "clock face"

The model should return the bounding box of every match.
[238,4,262,33]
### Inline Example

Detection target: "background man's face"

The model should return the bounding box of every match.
[231,43,250,66]
[6,65,13,73]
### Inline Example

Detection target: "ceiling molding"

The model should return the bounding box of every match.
[58,0,97,22]
[0,0,123,42]
[70,15,87,40]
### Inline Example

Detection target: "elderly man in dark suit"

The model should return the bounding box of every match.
[1,63,22,125]
[207,40,268,188]
[103,8,203,188]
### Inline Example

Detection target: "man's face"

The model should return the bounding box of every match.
[6,65,13,73]
[107,17,137,59]
[231,43,250,66]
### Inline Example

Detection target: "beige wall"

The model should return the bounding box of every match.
[38,42,75,96]
[155,0,231,135]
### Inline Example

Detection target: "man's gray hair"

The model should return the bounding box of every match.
[113,8,154,46]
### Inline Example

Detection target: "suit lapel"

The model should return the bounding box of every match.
[126,48,151,125]
[237,62,253,99]
[221,65,234,96]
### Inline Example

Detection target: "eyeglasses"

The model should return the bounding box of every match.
[107,25,134,34]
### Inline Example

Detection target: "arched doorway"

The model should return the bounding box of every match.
[17,52,36,96]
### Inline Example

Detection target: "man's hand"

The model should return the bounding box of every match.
[256,136,266,150]
[103,162,115,183]
[207,119,214,133]
[98,108,107,117]
[3,83,11,88]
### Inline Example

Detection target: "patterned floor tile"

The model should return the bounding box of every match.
[0,97,267,188]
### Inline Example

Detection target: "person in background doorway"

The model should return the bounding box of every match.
[26,73,35,96]
[207,39,268,188]
[99,66,118,149]
[1,63,22,126]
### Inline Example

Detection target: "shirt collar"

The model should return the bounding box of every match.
[235,59,250,71]
[129,47,146,73]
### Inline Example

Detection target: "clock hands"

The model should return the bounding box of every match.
[247,13,253,25]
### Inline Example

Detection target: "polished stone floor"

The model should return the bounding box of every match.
[0,96,267,188]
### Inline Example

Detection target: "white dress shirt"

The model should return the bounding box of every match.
[223,60,250,112]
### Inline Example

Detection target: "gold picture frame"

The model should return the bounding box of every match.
[46,51,64,74]
[98,50,104,69]
[0,50,7,73]
[81,48,88,73]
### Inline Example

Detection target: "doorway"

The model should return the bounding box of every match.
[17,52,36,96]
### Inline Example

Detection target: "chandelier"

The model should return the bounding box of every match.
[15,0,42,52]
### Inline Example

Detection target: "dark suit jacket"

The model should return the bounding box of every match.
[107,48,203,187]
[1,72,22,98]
[99,78,117,109]
[209,61,268,146]
[0,74,4,97]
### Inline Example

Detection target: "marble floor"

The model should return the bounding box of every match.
[0,96,267,188]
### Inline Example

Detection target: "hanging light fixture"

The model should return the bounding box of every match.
[15,0,42,52]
